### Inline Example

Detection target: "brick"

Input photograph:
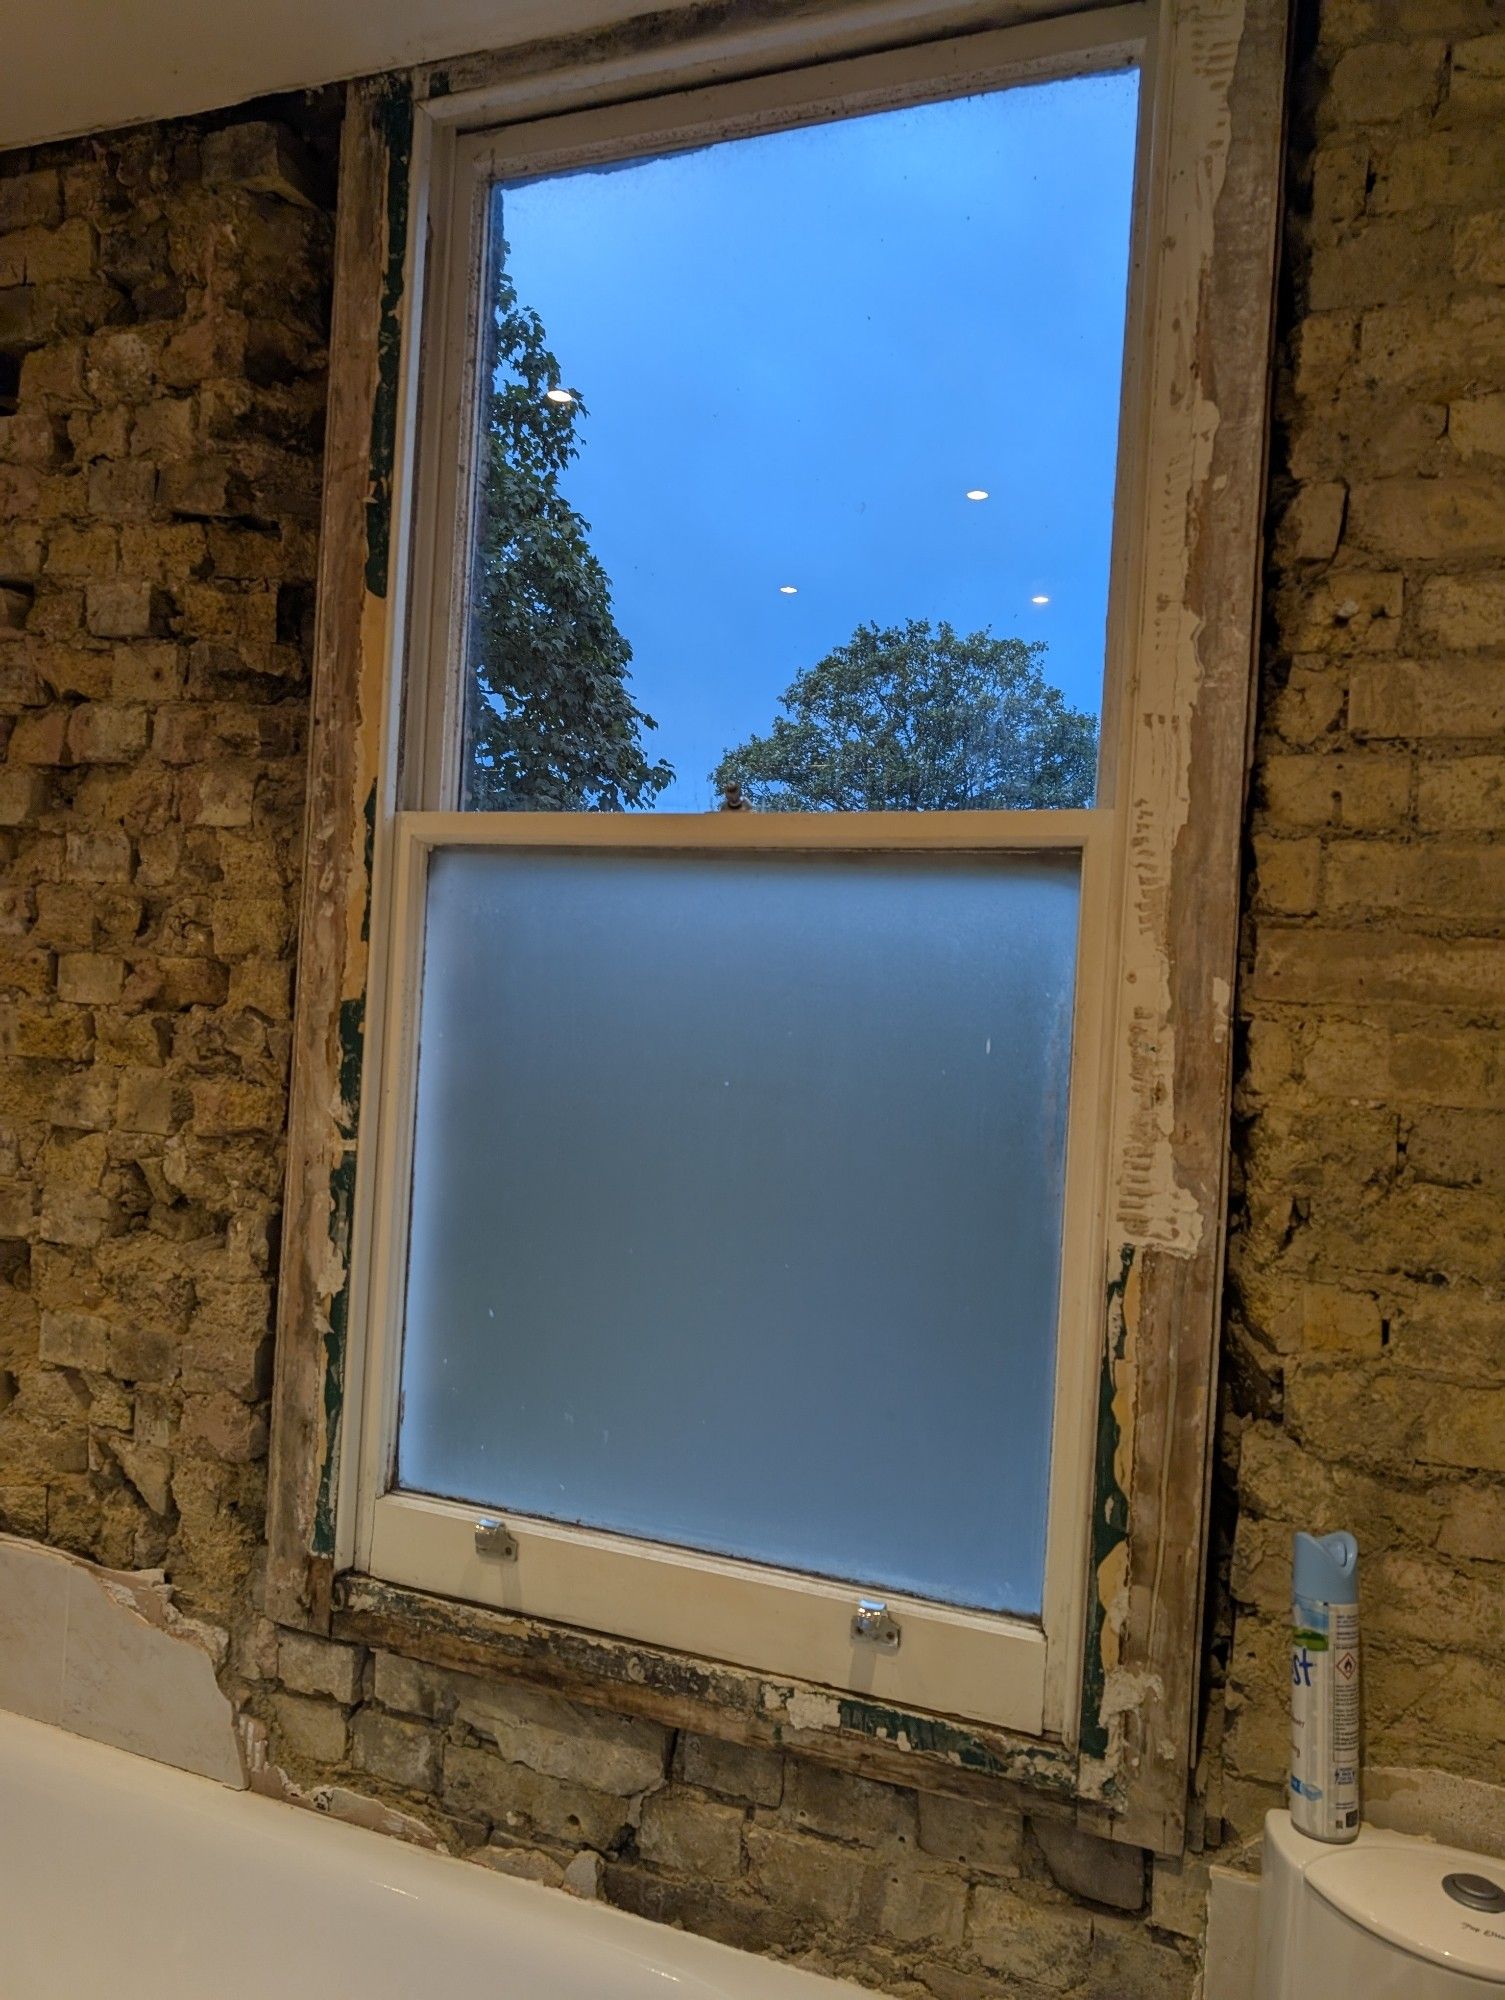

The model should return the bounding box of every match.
[1371,131,1505,216]
[1250,927,1505,1009]
[1347,476,1505,561]
[1450,32,1505,111]
[1323,841,1505,918]
[1349,660,1505,738]
[1326,40,1445,124]
[277,1628,366,1704]
[1276,571,1403,653]
[1259,752,1410,829]
[1450,392,1505,461]
[1417,756,1505,830]
[351,1710,441,1793]
[1437,1486,1505,1564]
[1413,573,1505,650]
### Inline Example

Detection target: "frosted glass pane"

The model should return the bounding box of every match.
[397,846,1080,1614]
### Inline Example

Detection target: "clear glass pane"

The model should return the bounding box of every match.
[397,845,1080,1614]
[460,68,1139,811]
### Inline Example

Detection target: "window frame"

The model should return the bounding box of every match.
[266,0,1290,1855]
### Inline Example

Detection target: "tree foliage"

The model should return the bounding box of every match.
[712,619,1098,811]
[464,248,672,810]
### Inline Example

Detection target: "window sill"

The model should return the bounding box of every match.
[328,1571,1098,1821]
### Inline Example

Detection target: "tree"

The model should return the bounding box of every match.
[712,619,1098,811]
[464,245,672,810]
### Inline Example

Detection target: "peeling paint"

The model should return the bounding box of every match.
[242,1716,446,1849]
[1079,1245,1135,1771]
[313,1149,359,1560]
[364,79,414,599]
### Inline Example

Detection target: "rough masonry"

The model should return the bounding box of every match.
[0,2,1501,1995]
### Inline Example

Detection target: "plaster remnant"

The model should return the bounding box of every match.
[0,1535,242,1788]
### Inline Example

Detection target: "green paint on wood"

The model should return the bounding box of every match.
[365,81,414,599]
[1079,1242,1135,1763]
[833,1697,1076,1794]
[313,1148,359,1558]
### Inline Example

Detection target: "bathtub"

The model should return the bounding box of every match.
[0,1705,859,1998]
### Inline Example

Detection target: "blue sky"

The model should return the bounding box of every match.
[493,67,1140,810]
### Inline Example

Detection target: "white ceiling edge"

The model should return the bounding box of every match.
[0,0,697,153]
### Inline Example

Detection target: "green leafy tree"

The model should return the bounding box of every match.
[464,247,672,810]
[712,619,1098,810]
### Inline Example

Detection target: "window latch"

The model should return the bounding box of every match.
[851,1598,901,1651]
[474,1516,519,1561]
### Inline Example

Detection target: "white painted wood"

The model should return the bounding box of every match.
[0,1707,863,1998]
[354,809,1111,1735]
[346,4,1157,1741]
[369,1491,1050,1733]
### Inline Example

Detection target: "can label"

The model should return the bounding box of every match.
[1290,1590,1360,1841]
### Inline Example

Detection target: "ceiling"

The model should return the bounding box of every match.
[0,0,688,151]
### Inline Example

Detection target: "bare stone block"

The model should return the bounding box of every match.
[56,952,123,1004]
[277,1627,366,1704]
[475,1841,566,1887]
[917,1791,1024,1877]
[443,1741,636,1851]
[1031,1815,1146,1913]
[638,1790,745,1880]
[201,123,323,209]
[783,1758,917,1847]
[0,171,62,234]
[351,1709,441,1793]
[39,1308,111,1371]
[0,769,50,823]
[68,703,148,765]
[967,1886,1094,1989]
[270,1691,348,1767]
[85,580,159,640]
[1328,39,1445,123]
[679,1732,784,1807]
[9,710,71,765]
[454,1678,669,1797]
[743,1824,872,1927]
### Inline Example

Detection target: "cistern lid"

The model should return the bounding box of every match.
[1308,1840,1505,1984]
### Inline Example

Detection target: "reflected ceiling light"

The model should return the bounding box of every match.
[1031,593,1051,605]
[545,387,576,405]
[779,585,799,595]
[965,488,989,501]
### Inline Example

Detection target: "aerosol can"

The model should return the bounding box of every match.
[1290,1529,1361,1843]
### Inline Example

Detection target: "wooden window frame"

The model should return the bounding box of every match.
[266,0,1289,1855]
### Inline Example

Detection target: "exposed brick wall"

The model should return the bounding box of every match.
[1220,0,1505,1839]
[0,108,335,1603]
[0,3,1501,1996]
